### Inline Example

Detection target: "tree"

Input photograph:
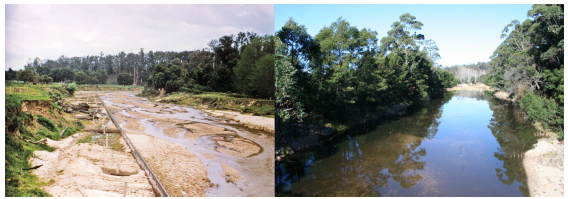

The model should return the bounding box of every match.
[277,18,317,72]
[73,70,88,85]
[275,39,305,122]
[117,73,133,86]
[16,69,37,83]
[5,68,17,80]
[49,67,74,83]
[234,35,275,98]
[39,75,53,84]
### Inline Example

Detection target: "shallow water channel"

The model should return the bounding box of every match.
[276,90,538,197]
[97,91,274,197]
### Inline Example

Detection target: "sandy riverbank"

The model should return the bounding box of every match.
[203,110,275,134]
[446,83,493,91]
[523,136,564,197]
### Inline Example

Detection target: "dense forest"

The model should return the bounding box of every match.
[6,31,275,99]
[275,14,458,133]
[482,4,563,138]
[444,62,489,84]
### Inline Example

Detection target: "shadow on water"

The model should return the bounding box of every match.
[276,90,537,197]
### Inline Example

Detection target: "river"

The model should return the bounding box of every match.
[276,90,538,197]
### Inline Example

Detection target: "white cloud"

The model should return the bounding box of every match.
[5,4,274,70]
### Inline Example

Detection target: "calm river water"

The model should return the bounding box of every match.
[276,90,538,197]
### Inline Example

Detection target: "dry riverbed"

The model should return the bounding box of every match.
[98,91,274,197]
[29,132,155,197]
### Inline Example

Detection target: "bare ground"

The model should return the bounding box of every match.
[523,136,564,197]
[203,110,275,134]
[98,91,274,196]
[29,133,155,197]
[446,83,493,91]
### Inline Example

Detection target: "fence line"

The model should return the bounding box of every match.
[97,92,169,197]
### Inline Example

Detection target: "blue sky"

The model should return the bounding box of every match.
[275,4,533,67]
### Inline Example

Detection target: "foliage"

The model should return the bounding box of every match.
[6,67,18,80]
[143,32,274,100]
[519,91,563,133]
[275,39,306,122]
[484,4,563,138]
[276,15,452,126]
[16,69,37,83]
[117,73,133,86]
[73,70,88,85]
[234,35,275,98]
[67,82,77,95]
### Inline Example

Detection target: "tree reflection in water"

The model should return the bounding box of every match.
[276,93,451,196]
[276,91,536,196]
[486,93,536,196]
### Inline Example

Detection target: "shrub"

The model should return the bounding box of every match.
[519,91,564,139]
[67,83,77,95]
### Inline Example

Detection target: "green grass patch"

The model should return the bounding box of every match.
[77,84,143,91]
[156,92,274,117]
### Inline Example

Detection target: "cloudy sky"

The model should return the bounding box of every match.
[5,4,274,70]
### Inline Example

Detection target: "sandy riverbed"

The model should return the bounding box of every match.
[98,91,274,197]
[523,136,564,197]
[29,133,155,197]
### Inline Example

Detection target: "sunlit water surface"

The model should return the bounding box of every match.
[276,91,537,197]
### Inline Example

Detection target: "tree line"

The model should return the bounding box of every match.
[276,14,458,126]
[482,4,563,137]
[5,31,275,99]
[443,62,489,84]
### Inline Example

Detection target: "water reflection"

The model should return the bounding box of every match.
[276,91,536,196]
[486,94,536,195]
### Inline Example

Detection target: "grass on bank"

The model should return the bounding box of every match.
[151,92,275,118]
[5,83,83,196]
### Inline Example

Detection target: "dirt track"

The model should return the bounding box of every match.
[98,91,274,197]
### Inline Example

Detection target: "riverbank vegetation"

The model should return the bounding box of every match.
[275,14,458,149]
[5,31,273,97]
[5,84,83,196]
[481,4,563,139]
[142,34,274,100]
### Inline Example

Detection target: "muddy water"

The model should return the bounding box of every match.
[276,91,538,197]
[97,91,274,197]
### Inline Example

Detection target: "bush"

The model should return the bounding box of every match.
[117,73,133,86]
[519,91,564,138]
[67,83,77,95]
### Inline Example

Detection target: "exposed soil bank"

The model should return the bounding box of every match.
[523,136,564,197]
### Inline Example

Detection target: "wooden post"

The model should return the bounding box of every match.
[105,127,108,148]
[124,182,128,197]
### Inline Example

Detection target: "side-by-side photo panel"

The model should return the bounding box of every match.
[274,4,564,197]
[5,4,275,197]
